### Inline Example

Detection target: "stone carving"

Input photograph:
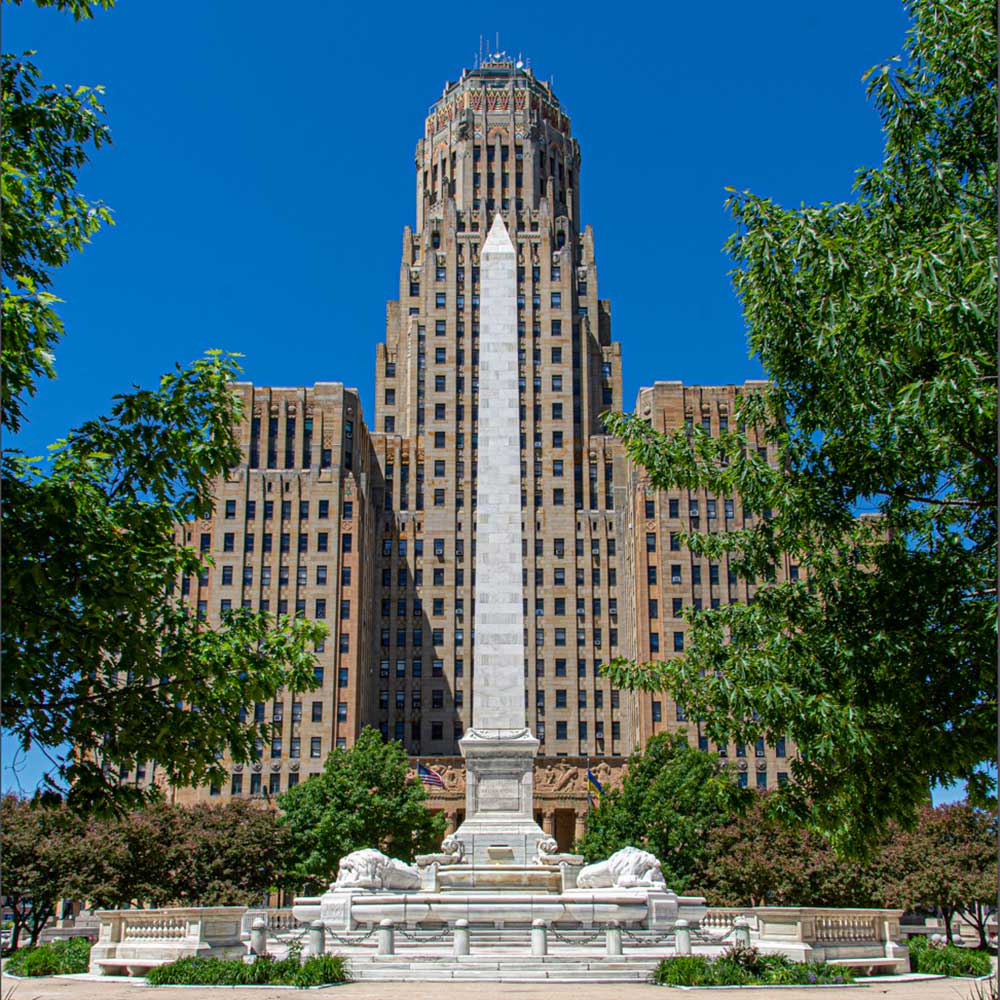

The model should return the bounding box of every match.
[536,763,578,793]
[535,837,584,866]
[576,846,667,890]
[333,849,421,891]
[415,835,464,868]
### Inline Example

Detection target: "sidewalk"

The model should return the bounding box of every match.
[1,972,989,1000]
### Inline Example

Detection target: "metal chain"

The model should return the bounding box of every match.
[394,925,453,944]
[323,926,378,947]
[548,926,605,946]
[622,927,675,947]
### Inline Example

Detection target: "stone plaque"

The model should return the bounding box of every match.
[477,776,521,811]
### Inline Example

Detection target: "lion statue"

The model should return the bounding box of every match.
[333,848,421,890]
[576,846,667,889]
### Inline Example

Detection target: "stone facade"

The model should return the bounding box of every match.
[170,60,793,814]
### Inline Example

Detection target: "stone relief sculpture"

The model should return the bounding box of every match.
[535,836,584,866]
[333,849,421,891]
[414,835,464,868]
[576,846,667,889]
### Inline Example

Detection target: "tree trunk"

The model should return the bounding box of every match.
[942,905,955,945]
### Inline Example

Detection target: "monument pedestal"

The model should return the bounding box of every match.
[452,729,546,866]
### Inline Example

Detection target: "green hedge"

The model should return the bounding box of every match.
[653,945,854,986]
[5,938,93,977]
[909,935,993,977]
[144,953,348,987]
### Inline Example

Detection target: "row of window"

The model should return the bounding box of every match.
[200,531,353,554]
[643,498,736,520]
[219,564,341,587]
[379,689,457,709]
[223,499,346,520]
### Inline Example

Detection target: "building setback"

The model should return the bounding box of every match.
[171,59,791,839]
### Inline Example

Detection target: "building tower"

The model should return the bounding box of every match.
[369,56,632,760]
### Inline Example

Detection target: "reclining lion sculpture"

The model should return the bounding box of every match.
[576,846,667,889]
[333,848,421,890]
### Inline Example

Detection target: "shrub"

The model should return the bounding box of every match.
[5,937,92,976]
[652,955,713,986]
[652,951,853,986]
[908,936,992,977]
[144,953,348,987]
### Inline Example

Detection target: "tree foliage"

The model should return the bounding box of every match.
[0,795,88,949]
[877,802,997,947]
[575,732,751,893]
[701,795,878,908]
[278,728,447,888]
[604,0,997,854]
[1,36,113,431]
[0,793,291,949]
[2,1,328,810]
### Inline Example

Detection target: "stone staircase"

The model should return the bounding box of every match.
[344,952,664,982]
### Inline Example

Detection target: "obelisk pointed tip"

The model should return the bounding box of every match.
[483,213,515,254]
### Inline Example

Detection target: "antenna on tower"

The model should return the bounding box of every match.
[495,31,499,54]
[478,35,483,68]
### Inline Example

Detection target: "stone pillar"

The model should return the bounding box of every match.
[733,916,752,948]
[454,918,470,956]
[531,919,548,957]
[453,215,546,866]
[308,921,325,957]
[543,810,556,834]
[249,918,267,958]
[574,810,586,844]
[445,811,458,834]
[674,919,691,955]
[377,919,395,956]
[606,921,623,957]
[470,213,525,733]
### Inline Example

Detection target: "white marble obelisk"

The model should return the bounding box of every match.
[454,216,545,866]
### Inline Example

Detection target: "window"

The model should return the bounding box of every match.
[434,431,445,448]
[435,375,446,392]
[551,292,561,308]
[223,532,235,553]
[756,771,768,789]
[649,632,660,653]
[342,533,352,552]
[776,737,786,758]
[646,532,656,552]
[668,498,679,518]
[552,431,563,448]
[553,488,564,506]
[310,737,322,758]
[671,564,682,584]
[647,565,657,585]
[221,566,233,585]
[435,292,446,308]
[673,631,684,652]
[224,499,236,519]
[315,599,327,620]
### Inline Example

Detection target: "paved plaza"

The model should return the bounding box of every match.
[2,972,989,1000]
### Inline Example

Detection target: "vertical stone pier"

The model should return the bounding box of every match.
[453,216,545,866]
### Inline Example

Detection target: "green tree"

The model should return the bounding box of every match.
[604,0,996,854]
[278,728,447,889]
[2,1,328,810]
[0,795,88,949]
[2,0,115,433]
[575,732,751,893]
[877,802,997,948]
[701,794,878,908]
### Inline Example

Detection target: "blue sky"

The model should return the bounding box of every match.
[4,0,970,804]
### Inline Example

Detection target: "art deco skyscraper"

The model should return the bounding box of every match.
[367,56,632,759]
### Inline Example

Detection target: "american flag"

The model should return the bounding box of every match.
[417,762,445,788]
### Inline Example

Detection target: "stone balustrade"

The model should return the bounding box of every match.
[89,907,247,976]
[707,906,908,971]
[240,908,301,938]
